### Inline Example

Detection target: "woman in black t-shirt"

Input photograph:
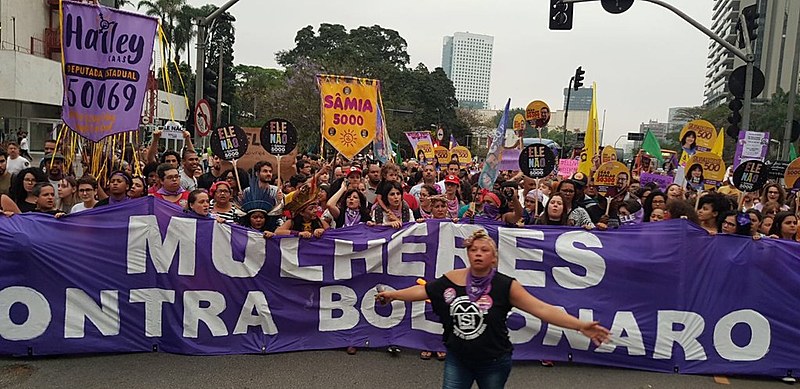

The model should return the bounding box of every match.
[376,229,610,388]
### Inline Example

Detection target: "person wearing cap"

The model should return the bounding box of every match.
[522,190,545,225]
[346,166,363,190]
[441,174,463,219]
[95,170,133,207]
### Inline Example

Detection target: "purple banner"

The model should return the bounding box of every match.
[734,131,769,170]
[61,1,157,141]
[639,172,674,191]
[0,198,798,378]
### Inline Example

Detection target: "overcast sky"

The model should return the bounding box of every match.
[182,0,713,146]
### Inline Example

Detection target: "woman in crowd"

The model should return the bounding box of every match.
[745,209,763,237]
[760,201,781,219]
[185,189,213,219]
[276,182,329,238]
[375,229,610,389]
[665,184,685,202]
[617,199,643,226]
[522,190,544,225]
[555,180,594,228]
[220,167,249,205]
[209,181,241,223]
[414,184,440,221]
[372,181,413,228]
[442,175,463,219]
[642,191,667,222]
[696,193,730,234]
[10,167,48,213]
[71,176,98,213]
[57,176,78,213]
[741,191,758,211]
[96,171,132,207]
[649,208,665,222]
[759,214,774,236]
[719,210,738,234]
[768,211,798,241]
[535,193,570,226]
[326,181,372,228]
[129,176,147,198]
[664,199,699,224]
[756,184,789,212]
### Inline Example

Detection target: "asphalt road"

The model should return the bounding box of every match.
[0,350,790,389]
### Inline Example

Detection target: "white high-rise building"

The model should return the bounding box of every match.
[442,32,494,110]
[704,0,800,106]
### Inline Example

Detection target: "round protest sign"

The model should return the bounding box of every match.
[518,143,556,179]
[513,114,526,132]
[260,118,297,156]
[687,152,726,191]
[679,120,717,154]
[784,158,800,192]
[601,145,617,164]
[211,125,249,161]
[732,160,768,192]
[525,100,551,128]
[593,161,631,196]
[434,145,449,165]
[450,146,472,165]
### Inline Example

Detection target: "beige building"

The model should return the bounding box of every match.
[704,0,800,106]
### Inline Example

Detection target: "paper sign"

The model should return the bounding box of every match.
[679,120,717,156]
[733,130,769,169]
[558,159,578,178]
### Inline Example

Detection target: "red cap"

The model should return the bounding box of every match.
[347,166,362,177]
[444,175,460,185]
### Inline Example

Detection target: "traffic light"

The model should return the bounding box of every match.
[738,4,759,48]
[726,98,743,139]
[574,66,585,91]
[549,0,573,30]
[203,68,218,107]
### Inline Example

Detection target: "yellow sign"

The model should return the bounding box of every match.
[319,75,379,159]
[680,120,717,155]
[525,100,551,128]
[601,146,617,164]
[687,152,726,191]
[415,140,435,162]
[450,146,472,165]
[784,157,800,190]
[513,114,526,132]
[434,145,449,165]
[593,161,630,196]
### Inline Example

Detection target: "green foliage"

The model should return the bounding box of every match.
[199,5,236,126]
[234,65,286,127]
[271,24,472,155]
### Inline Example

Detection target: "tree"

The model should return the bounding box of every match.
[234,65,285,127]
[172,4,201,71]
[137,0,186,64]
[200,5,236,125]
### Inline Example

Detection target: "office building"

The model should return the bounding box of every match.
[704,0,800,106]
[442,32,494,109]
[563,87,593,111]
[639,120,669,140]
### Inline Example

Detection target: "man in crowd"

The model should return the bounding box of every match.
[0,149,10,196]
[198,154,223,190]
[296,159,312,178]
[38,139,58,170]
[364,161,381,204]
[410,163,441,200]
[180,149,200,191]
[32,182,59,215]
[5,142,30,176]
[153,164,189,207]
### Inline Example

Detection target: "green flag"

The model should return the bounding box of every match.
[642,130,664,163]
[790,143,798,161]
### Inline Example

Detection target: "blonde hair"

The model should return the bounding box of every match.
[462,229,498,258]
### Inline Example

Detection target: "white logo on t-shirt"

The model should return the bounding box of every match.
[449,296,486,340]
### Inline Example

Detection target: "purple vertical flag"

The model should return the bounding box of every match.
[61,1,157,141]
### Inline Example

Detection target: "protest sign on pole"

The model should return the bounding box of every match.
[593,161,630,196]
[261,118,297,185]
[557,159,578,178]
[733,130,769,169]
[449,146,472,166]
[317,75,379,159]
[783,157,800,192]
[678,120,717,166]
[434,145,449,165]
[60,2,157,141]
[518,143,556,179]
[687,152,726,191]
[639,172,673,191]
[732,160,768,192]
[601,145,617,164]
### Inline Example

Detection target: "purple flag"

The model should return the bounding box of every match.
[61,1,157,141]
[0,198,798,378]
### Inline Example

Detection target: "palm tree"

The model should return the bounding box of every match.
[137,0,186,64]
[173,4,200,71]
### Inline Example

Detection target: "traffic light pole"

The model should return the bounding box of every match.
[781,17,800,160]
[565,0,755,131]
[562,77,574,158]
[193,0,241,147]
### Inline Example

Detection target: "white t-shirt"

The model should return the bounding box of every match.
[71,202,90,213]
[20,138,29,151]
[6,156,30,176]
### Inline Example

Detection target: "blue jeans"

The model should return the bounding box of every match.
[442,351,512,389]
